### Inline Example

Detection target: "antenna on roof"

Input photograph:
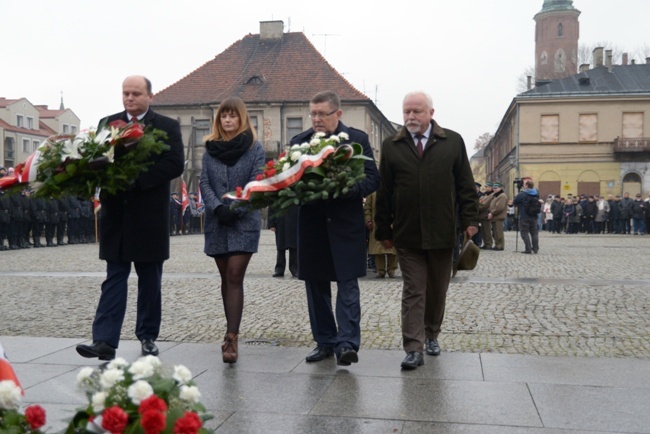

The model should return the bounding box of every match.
[312,33,339,56]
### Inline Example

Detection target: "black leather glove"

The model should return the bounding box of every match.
[215,205,238,226]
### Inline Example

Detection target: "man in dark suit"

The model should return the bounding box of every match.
[291,91,379,366]
[76,75,184,360]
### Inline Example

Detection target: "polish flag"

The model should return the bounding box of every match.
[0,342,23,394]
[181,180,189,215]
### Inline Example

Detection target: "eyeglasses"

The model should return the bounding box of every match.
[308,110,337,119]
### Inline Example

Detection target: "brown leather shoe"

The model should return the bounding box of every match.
[222,332,238,363]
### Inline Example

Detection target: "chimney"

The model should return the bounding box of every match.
[622,53,628,65]
[605,50,613,73]
[527,75,532,90]
[593,47,604,67]
[579,64,590,73]
[647,57,650,64]
[631,59,636,65]
[260,21,284,40]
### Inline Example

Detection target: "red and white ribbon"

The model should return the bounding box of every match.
[224,145,336,200]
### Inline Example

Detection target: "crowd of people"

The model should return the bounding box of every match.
[0,186,96,251]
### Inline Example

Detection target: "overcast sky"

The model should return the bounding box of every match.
[2,0,648,156]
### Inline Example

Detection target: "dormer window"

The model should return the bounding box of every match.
[246,75,265,85]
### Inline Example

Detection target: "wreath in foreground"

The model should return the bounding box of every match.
[0,120,169,199]
[66,355,213,434]
[224,131,372,216]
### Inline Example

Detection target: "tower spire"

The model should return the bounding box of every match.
[59,90,65,110]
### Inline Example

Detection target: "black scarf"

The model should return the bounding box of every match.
[205,130,253,166]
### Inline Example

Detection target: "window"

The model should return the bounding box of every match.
[287,117,303,142]
[541,51,548,65]
[62,124,69,134]
[554,49,566,73]
[557,23,563,38]
[71,125,77,134]
[33,140,40,151]
[27,116,34,129]
[622,112,643,138]
[4,138,15,167]
[579,114,598,142]
[541,115,559,143]
[23,138,30,152]
[16,115,24,128]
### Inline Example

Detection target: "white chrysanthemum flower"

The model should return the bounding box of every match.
[314,132,326,139]
[128,359,155,381]
[173,365,193,385]
[127,380,154,405]
[179,385,201,404]
[329,135,341,143]
[290,151,302,161]
[106,358,129,370]
[0,380,22,410]
[141,355,162,368]
[75,367,96,390]
[282,162,291,172]
[290,144,300,150]
[338,132,349,140]
[309,138,321,146]
[99,368,125,389]
[91,391,107,412]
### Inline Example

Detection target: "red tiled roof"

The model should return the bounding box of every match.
[0,98,19,108]
[154,32,369,106]
[37,108,66,118]
[0,118,55,137]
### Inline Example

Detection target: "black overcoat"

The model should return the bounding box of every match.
[98,110,184,262]
[291,122,380,281]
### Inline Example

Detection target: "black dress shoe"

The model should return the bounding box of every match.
[76,341,115,360]
[336,348,359,366]
[141,339,159,356]
[305,346,334,362]
[521,251,532,254]
[425,338,441,356]
[401,351,424,370]
[272,272,284,277]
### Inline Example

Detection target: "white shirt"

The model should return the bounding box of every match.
[411,125,432,151]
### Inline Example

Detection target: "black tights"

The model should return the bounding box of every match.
[215,253,252,334]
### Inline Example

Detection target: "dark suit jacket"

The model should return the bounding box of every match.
[98,109,184,262]
[291,122,380,281]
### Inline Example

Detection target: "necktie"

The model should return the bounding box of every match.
[415,134,424,157]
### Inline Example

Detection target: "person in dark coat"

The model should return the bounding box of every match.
[44,197,59,247]
[268,205,298,277]
[619,192,633,234]
[76,75,184,361]
[29,192,47,248]
[0,189,11,250]
[200,97,264,364]
[66,194,81,244]
[169,192,181,235]
[8,190,23,249]
[375,91,478,370]
[56,196,68,245]
[582,196,598,234]
[291,91,380,367]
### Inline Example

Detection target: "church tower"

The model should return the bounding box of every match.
[534,0,580,82]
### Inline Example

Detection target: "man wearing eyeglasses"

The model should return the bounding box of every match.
[290,90,380,367]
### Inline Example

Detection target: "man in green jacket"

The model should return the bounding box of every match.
[375,91,479,370]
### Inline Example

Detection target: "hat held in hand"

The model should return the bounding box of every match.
[453,234,480,277]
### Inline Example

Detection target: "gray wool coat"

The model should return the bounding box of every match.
[200,141,265,256]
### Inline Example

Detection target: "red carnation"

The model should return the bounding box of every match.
[25,405,46,430]
[278,151,286,159]
[141,410,167,434]
[235,186,243,198]
[266,168,277,177]
[266,160,275,168]
[108,120,128,129]
[102,406,129,434]
[139,395,168,415]
[255,174,264,181]
[173,411,202,434]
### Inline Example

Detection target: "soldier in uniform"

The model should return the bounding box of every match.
[0,188,11,250]
[30,193,47,248]
[8,189,23,249]
[45,197,60,247]
[66,194,81,244]
[56,196,69,245]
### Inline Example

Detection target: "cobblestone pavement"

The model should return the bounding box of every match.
[1,230,649,358]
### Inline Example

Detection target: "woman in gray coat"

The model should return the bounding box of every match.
[200,97,264,364]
